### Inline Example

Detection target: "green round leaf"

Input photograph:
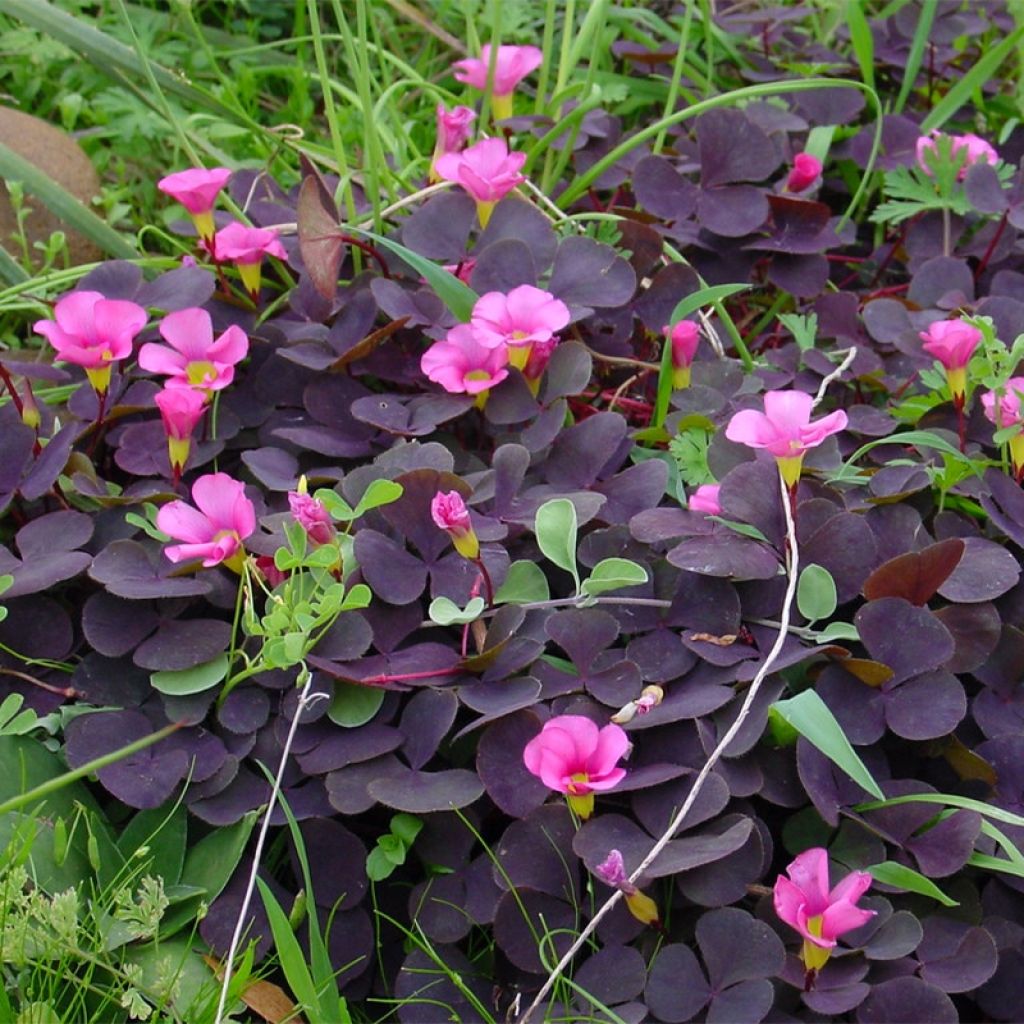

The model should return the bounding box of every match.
[328,681,385,728]
[797,563,838,623]
[150,654,229,696]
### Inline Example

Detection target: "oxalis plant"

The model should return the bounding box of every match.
[7,1,1024,1022]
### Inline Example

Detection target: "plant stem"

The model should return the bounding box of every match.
[0,723,181,816]
[474,556,495,607]
[942,205,953,258]
[214,667,315,1024]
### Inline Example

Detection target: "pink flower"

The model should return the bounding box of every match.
[138,307,249,393]
[157,167,232,242]
[33,290,147,395]
[726,390,848,487]
[452,44,543,119]
[288,489,335,546]
[786,153,822,193]
[917,132,998,180]
[689,483,721,516]
[662,320,700,389]
[523,336,558,390]
[773,847,875,973]
[430,105,476,182]
[983,377,1024,480]
[443,258,477,285]
[208,221,288,299]
[920,318,982,402]
[594,848,660,925]
[421,324,509,404]
[982,377,1024,429]
[522,714,629,819]
[434,138,527,227]
[156,472,256,573]
[431,490,479,560]
[154,386,207,481]
[471,285,570,372]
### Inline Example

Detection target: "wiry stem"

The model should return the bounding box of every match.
[214,669,319,1024]
[518,469,801,1022]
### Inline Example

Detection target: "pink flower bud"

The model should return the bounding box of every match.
[288,491,335,546]
[786,153,822,193]
[431,490,479,560]
[663,320,700,388]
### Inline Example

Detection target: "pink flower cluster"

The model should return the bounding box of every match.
[158,167,287,301]
[140,307,249,482]
[916,131,998,180]
[421,284,570,405]
[983,377,1024,480]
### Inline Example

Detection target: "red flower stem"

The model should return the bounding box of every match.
[360,666,461,685]
[955,394,967,453]
[460,622,470,658]
[974,211,1008,282]
[0,363,25,418]
[474,557,495,607]
[87,389,109,459]
[337,235,391,278]
[0,666,79,699]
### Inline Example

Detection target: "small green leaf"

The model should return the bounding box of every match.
[772,689,884,799]
[428,596,485,626]
[709,517,771,544]
[494,560,550,604]
[534,498,579,590]
[150,654,229,696]
[0,574,14,597]
[341,583,372,610]
[366,845,398,882]
[814,621,860,644]
[581,558,649,598]
[797,563,838,623]
[315,489,356,522]
[328,682,385,728]
[867,861,959,906]
[390,813,423,846]
[352,478,404,518]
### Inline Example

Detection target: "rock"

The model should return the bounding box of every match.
[0,105,103,267]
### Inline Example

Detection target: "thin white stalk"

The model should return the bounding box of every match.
[519,467,800,1023]
[814,346,857,407]
[214,669,317,1024]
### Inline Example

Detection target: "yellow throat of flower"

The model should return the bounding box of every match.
[566,773,594,820]
[85,363,113,396]
[186,360,218,388]
[946,366,967,402]
[167,436,191,472]
[191,210,215,245]
[491,93,513,123]
[776,454,804,488]
[1010,433,1024,476]
[509,344,531,371]
[475,200,496,229]
[238,261,263,299]
[800,915,831,972]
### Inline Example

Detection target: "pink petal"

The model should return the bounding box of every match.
[820,899,876,942]
[92,299,147,344]
[159,307,214,360]
[208,324,249,365]
[432,152,464,185]
[137,343,187,377]
[157,500,213,544]
[547,715,599,765]
[800,409,848,448]
[773,874,806,930]
[54,291,104,338]
[725,408,779,449]
[588,722,630,779]
[763,390,814,434]
[584,766,626,792]
[828,868,873,905]
[785,848,831,912]
[191,473,254,537]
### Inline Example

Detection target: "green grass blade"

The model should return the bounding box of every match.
[0,243,29,285]
[867,861,958,906]
[0,0,238,120]
[857,792,1024,830]
[921,25,1024,133]
[894,0,935,114]
[254,877,322,1014]
[771,689,885,799]
[845,1,875,93]
[0,142,136,260]
[351,228,478,322]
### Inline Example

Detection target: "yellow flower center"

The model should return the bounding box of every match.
[801,915,831,972]
[186,360,217,387]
